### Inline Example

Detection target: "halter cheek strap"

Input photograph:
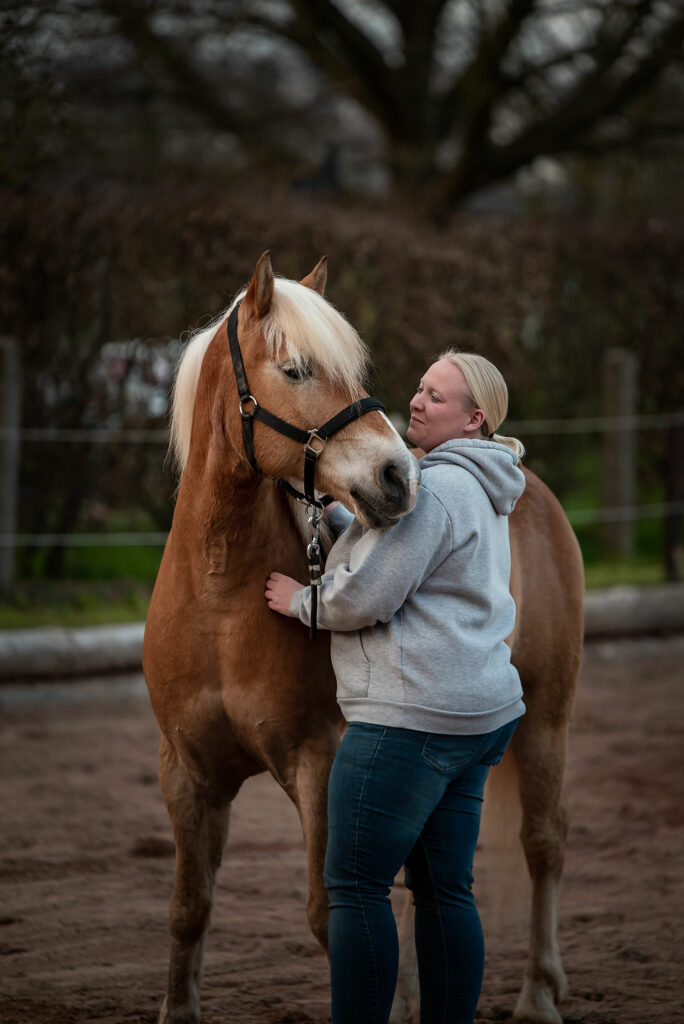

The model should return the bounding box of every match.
[227,300,384,505]
[226,298,386,637]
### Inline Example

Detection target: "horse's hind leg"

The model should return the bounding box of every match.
[511,715,570,1024]
[157,736,235,1024]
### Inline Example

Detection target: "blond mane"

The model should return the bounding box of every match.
[169,278,370,475]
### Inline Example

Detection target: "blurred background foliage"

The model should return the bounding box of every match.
[1,0,682,623]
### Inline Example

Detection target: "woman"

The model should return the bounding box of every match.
[265,351,526,1024]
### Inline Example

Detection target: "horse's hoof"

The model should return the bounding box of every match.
[389,992,419,1024]
[158,995,200,1024]
[513,977,565,1024]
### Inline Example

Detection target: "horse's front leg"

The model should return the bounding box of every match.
[512,718,570,1024]
[391,891,420,1024]
[288,732,422,1024]
[157,735,235,1024]
[285,734,339,952]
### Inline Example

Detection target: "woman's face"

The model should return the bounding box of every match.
[407,359,485,453]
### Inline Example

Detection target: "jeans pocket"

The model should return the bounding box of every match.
[481,718,520,766]
[419,732,487,773]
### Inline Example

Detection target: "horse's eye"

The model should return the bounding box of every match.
[281,363,312,381]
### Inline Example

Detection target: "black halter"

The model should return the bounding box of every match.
[227,298,385,638]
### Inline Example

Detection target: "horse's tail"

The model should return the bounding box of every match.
[477,745,529,940]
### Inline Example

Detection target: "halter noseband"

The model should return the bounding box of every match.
[227,298,385,638]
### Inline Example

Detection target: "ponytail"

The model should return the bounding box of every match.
[439,350,525,462]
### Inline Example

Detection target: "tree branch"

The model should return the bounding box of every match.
[435,0,539,191]
[286,0,401,129]
[439,0,538,135]
[572,122,684,157]
[435,0,684,206]
[99,0,266,146]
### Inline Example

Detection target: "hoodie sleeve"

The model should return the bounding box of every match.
[324,502,355,539]
[289,486,453,631]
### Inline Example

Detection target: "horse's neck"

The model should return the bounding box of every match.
[179,368,263,532]
[181,444,279,533]
[173,363,305,584]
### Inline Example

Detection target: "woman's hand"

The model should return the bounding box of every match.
[265,572,304,617]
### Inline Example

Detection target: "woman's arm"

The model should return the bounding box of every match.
[270,486,452,631]
[264,502,355,615]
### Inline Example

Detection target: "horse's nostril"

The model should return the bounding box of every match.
[379,462,408,503]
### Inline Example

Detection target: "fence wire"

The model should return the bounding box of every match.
[1,411,683,443]
[0,412,682,548]
[1,503,683,549]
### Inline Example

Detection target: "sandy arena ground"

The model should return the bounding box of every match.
[1,636,683,1024]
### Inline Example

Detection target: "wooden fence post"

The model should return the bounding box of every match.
[602,347,638,559]
[665,421,683,582]
[0,337,21,596]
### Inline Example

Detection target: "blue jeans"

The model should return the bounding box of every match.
[324,718,520,1024]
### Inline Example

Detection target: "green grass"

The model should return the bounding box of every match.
[0,487,673,629]
[1,544,162,626]
[0,580,153,629]
[0,556,671,630]
[583,559,666,589]
[24,545,164,583]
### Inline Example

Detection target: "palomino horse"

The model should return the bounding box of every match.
[144,252,583,1024]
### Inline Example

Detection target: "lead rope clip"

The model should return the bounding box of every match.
[307,504,324,640]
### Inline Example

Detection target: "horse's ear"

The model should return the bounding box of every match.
[300,255,327,296]
[244,251,274,318]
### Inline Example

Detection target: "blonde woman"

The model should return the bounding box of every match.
[266,351,525,1024]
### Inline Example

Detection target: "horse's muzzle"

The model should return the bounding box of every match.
[378,460,411,505]
[351,457,419,528]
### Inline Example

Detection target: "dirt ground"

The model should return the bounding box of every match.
[1,636,683,1024]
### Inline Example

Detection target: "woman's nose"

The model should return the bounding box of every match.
[410,393,422,412]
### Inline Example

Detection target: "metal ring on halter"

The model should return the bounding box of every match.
[305,429,326,455]
[239,395,259,418]
[307,502,324,525]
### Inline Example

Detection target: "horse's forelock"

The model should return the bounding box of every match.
[263,279,370,395]
[169,277,370,477]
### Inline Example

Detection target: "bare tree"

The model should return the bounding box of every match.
[5,0,684,208]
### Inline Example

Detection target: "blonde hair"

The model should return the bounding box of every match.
[170,278,369,475]
[438,350,525,461]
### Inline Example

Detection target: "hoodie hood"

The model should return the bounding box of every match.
[419,438,525,516]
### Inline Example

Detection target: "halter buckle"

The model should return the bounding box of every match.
[239,394,258,418]
[305,429,326,456]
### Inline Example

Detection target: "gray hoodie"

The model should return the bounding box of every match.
[289,438,527,734]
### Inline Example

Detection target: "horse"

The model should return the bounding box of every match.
[143,252,584,1024]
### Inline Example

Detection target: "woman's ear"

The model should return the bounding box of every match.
[464,408,486,434]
